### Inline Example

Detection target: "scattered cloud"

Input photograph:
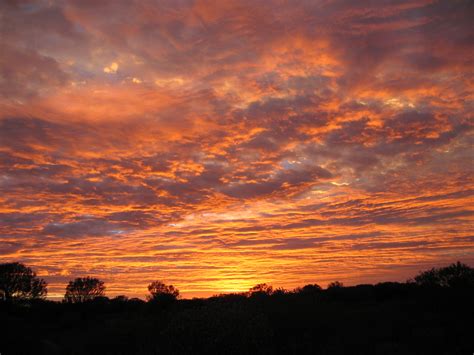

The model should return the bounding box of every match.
[103,62,119,74]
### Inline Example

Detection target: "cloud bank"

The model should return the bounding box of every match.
[0,0,473,297]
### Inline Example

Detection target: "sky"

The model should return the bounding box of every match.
[0,0,473,299]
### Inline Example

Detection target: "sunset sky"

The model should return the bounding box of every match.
[1,0,473,299]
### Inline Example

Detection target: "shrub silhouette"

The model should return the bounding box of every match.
[147,281,180,303]
[64,277,105,303]
[297,283,322,294]
[0,262,47,301]
[412,261,474,288]
[248,283,274,296]
[272,287,287,296]
[112,295,129,302]
[327,281,344,289]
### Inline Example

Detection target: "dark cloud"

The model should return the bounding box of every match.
[222,164,333,199]
[42,218,128,238]
[0,46,69,99]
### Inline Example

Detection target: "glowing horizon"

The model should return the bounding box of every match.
[1,0,473,299]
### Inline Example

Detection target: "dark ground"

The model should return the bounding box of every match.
[1,283,473,355]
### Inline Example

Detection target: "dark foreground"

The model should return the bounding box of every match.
[1,284,473,355]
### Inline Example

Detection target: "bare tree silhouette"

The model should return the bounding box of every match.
[0,262,47,301]
[64,277,105,303]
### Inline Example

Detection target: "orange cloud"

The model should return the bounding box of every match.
[0,0,472,298]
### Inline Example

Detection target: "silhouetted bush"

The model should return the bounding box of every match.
[295,283,322,295]
[327,281,344,289]
[248,283,274,297]
[64,277,106,303]
[147,281,180,305]
[412,261,474,289]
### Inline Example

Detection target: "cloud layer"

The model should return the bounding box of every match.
[1,0,473,298]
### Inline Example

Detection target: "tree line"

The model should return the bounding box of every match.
[0,261,473,303]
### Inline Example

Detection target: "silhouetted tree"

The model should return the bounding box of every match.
[272,287,287,296]
[412,261,474,288]
[248,283,274,296]
[327,281,344,289]
[295,283,322,294]
[112,295,129,302]
[64,277,105,303]
[147,281,180,303]
[0,262,47,301]
[129,297,146,305]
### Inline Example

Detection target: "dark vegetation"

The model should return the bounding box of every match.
[0,262,47,300]
[64,277,106,303]
[0,262,473,355]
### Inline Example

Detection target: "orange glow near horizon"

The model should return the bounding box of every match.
[0,0,473,299]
